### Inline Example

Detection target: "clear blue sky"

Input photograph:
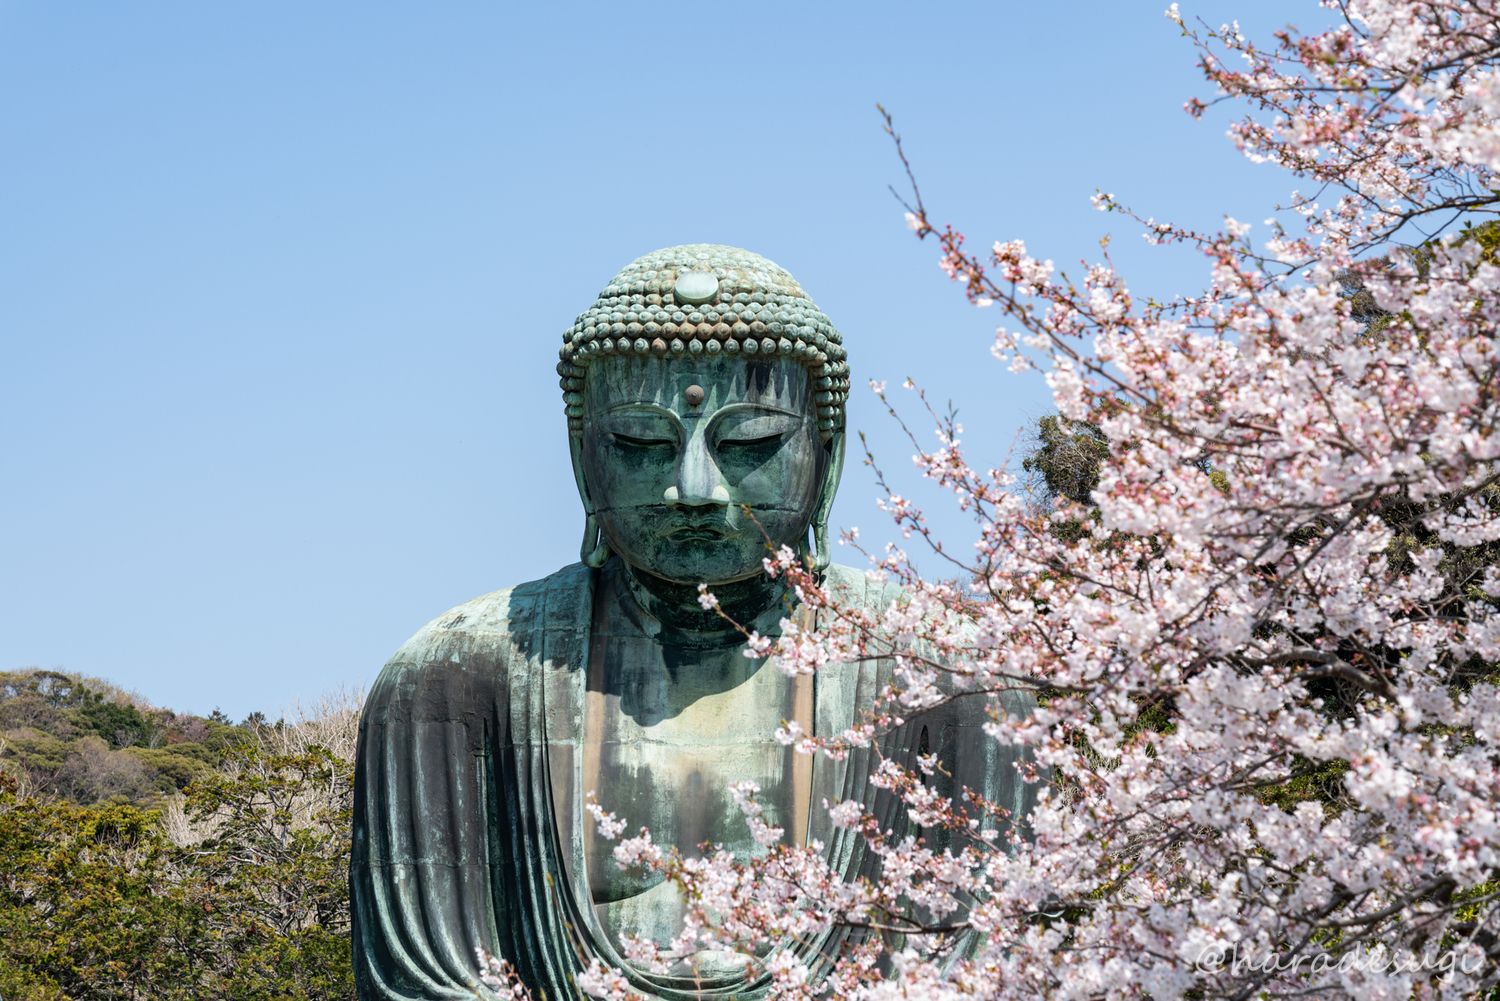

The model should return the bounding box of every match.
[2,1,1319,719]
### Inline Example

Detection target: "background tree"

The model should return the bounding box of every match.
[0,684,362,1000]
[1021,414,1111,509]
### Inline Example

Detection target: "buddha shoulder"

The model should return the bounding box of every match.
[374,563,594,686]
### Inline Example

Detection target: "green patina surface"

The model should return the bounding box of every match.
[349,246,1038,1000]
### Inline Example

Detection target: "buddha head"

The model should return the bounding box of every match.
[558,245,850,586]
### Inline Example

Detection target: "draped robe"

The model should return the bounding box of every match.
[351,561,1037,1000]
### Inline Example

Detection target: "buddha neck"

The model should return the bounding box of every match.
[619,561,794,646]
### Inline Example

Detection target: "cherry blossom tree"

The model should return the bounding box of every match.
[552,2,1500,999]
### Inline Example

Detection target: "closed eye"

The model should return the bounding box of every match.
[719,432,788,449]
[611,433,676,449]
[712,412,802,450]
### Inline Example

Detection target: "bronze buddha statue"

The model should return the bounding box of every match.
[350,245,1037,999]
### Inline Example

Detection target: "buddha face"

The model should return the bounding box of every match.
[580,355,829,585]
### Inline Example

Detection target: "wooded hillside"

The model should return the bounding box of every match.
[0,670,361,1001]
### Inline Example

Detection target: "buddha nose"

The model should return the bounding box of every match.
[664,433,730,509]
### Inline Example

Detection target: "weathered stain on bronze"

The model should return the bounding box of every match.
[350,245,1039,1000]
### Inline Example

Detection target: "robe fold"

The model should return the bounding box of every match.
[351,562,1038,1000]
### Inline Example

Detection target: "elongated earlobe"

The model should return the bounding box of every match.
[811,520,832,573]
[570,436,611,568]
[808,431,846,574]
[581,514,612,568]
[797,507,832,572]
[796,527,816,571]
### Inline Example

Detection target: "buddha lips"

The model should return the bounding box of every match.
[556,244,852,441]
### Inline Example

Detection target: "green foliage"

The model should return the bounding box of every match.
[1253,756,1353,817]
[0,772,216,1000]
[202,719,256,758]
[181,745,356,998]
[0,739,358,1000]
[126,746,213,793]
[4,737,70,776]
[1021,414,1111,508]
[1,668,255,808]
[1,669,108,712]
[74,698,153,747]
[0,961,65,1001]
[0,674,360,998]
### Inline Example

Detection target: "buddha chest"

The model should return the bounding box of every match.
[576,565,813,948]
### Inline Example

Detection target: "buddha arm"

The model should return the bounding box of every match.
[350,566,598,1001]
[349,613,512,999]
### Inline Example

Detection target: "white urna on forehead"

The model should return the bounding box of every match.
[556,244,851,442]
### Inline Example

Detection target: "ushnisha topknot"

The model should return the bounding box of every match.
[556,244,851,440]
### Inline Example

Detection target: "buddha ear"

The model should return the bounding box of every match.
[569,436,612,569]
[807,429,846,573]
